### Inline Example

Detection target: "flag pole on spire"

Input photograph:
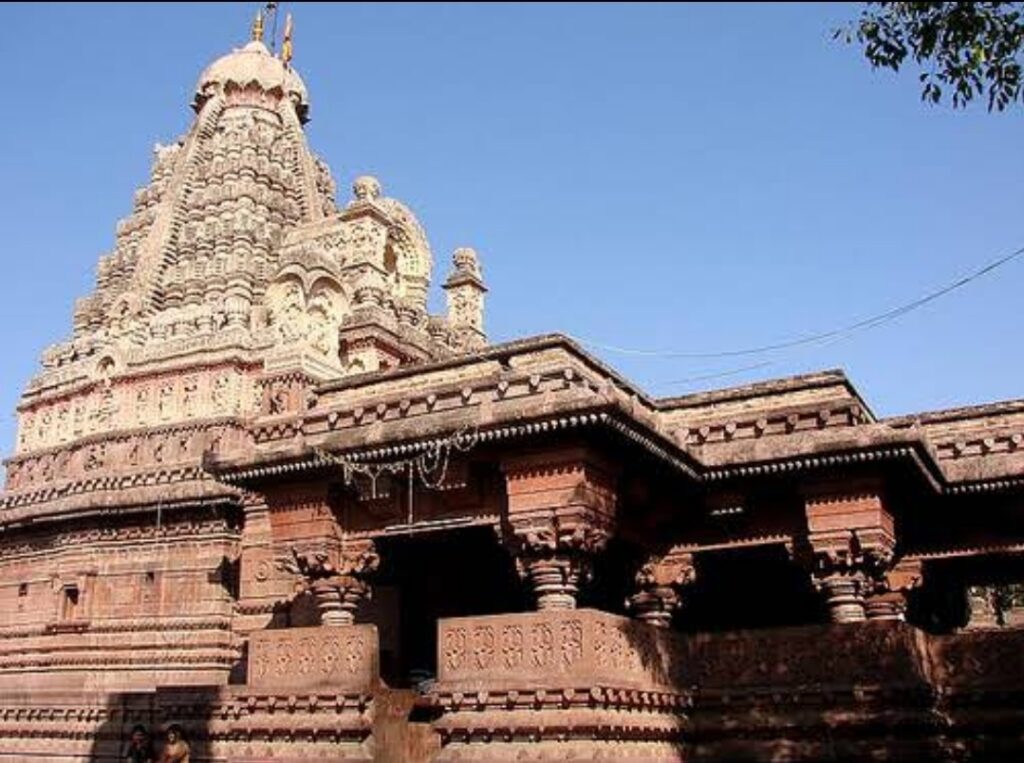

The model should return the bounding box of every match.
[250,8,265,42]
[281,13,294,66]
[266,2,281,54]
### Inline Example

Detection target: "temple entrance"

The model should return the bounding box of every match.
[361,526,527,688]
[683,545,823,631]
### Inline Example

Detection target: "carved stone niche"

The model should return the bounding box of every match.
[802,482,896,623]
[627,548,697,628]
[258,372,317,417]
[500,449,618,611]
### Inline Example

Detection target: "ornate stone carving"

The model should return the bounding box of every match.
[803,486,896,623]
[443,247,487,350]
[247,624,377,691]
[508,520,612,610]
[865,557,924,621]
[627,548,697,628]
[278,540,379,626]
[500,452,618,610]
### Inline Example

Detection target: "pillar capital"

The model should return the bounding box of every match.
[865,557,924,621]
[500,447,619,610]
[505,518,613,610]
[802,483,896,623]
[279,538,379,626]
[627,548,696,628]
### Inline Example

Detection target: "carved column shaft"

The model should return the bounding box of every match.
[311,576,369,626]
[816,571,870,623]
[519,556,583,610]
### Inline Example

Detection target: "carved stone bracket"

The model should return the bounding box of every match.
[279,539,379,626]
[626,548,697,628]
[803,485,897,624]
[865,557,924,621]
[806,529,895,623]
[507,520,612,610]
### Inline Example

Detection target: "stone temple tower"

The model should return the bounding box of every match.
[11,29,488,464]
[0,21,488,689]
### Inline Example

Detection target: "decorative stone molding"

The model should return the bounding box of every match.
[627,548,697,628]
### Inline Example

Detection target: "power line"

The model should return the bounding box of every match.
[651,326,867,388]
[569,242,1024,361]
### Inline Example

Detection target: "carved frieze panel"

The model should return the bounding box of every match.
[247,624,378,691]
[5,421,248,494]
[437,609,684,690]
[15,368,258,456]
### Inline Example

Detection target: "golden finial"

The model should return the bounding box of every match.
[281,13,294,66]
[251,9,265,42]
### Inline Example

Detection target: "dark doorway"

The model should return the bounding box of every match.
[682,544,823,631]
[360,526,527,688]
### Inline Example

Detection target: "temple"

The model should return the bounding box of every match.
[2,16,1023,763]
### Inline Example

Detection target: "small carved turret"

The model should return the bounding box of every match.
[443,247,488,351]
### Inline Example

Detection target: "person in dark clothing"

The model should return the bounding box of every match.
[123,724,155,763]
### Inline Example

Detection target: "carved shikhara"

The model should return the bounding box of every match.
[7,33,491,516]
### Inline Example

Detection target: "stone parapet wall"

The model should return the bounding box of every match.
[429,613,1024,763]
[247,624,378,692]
[430,610,690,762]
[436,609,685,690]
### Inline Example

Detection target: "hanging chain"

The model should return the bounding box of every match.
[313,425,480,500]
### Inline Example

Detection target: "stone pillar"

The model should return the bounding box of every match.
[627,548,696,628]
[966,583,1024,628]
[342,176,391,312]
[236,492,289,632]
[501,449,617,610]
[803,483,895,624]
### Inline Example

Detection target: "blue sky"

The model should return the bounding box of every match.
[1,2,1021,453]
